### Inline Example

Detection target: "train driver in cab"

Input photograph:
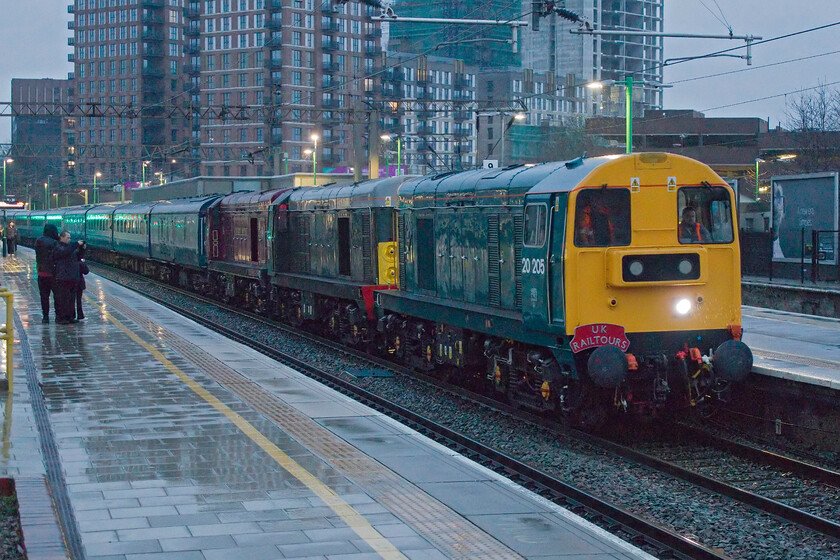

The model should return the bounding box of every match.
[679,206,711,244]
[576,197,615,246]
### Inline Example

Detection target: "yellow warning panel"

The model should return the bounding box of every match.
[378,241,398,287]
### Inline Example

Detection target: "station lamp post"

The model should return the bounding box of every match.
[81,189,88,205]
[303,149,316,185]
[587,77,634,154]
[310,133,319,184]
[93,171,102,204]
[2,158,12,199]
[381,134,402,177]
[141,160,151,187]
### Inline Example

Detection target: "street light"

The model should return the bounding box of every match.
[500,112,525,167]
[303,149,316,185]
[93,171,102,204]
[155,171,164,185]
[476,111,526,167]
[587,78,634,154]
[310,133,319,184]
[44,179,50,210]
[2,158,13,199]
[142,160,151,187]
[587,78,669,154]
[381,134,403,177]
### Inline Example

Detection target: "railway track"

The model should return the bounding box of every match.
[91,262,840,559]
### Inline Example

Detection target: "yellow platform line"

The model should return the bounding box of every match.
[93,299,408,560]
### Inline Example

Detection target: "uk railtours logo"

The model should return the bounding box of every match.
[570,323,630,353]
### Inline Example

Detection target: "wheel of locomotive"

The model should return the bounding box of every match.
[558,377,609,430]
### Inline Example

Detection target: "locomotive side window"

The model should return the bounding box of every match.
[574,188,631,247]
[678,186,733,244]
[523,204,547,247]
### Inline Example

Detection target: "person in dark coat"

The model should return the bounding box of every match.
[53,231,84,324]
[5,222,18,255]
[34,223,61,323]
[75,246,90,321]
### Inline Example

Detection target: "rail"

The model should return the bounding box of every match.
[0,288,12,392]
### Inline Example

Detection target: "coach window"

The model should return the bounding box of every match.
[574,188,631,247]
[524,204,547,247]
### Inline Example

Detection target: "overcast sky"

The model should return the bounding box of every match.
[0,1,838,143]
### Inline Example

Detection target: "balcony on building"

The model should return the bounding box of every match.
[264,57,283,70]
[365,28,382,40]
[322,62,339,73]
[185,25,200,37]
[364,45,380,56]
[266,17,282,29]
[321,38,338,52]
[322,20,340,33]
[144,45,164,57]
[142,11,164,24]
[321,98,340,109]
[416,90,435,101]
[67,4,74,12]
[67,37,74,46]
[67,21,75,29]
[265,34,282,47]
[144,0,165,7]
[141,65,165,78]
[185,5,200,18]
[268,0,282,9]
[142,29,163,41]
[416,124,434,135]
[68,53,75,62]
[185,62,201,75]
[186,43,201,55]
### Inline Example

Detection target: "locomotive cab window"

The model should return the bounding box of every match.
[678,186,733,244]
[523,204,548,247]
[574,188,630,247]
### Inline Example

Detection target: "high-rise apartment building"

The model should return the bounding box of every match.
[69,0,186,188]
[68,0,383,182]
[9,79,74,207]
[521,0,665,116]
[184,0,382,177]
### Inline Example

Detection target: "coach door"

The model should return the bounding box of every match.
[548,193,567,327]
[521,194,551,329]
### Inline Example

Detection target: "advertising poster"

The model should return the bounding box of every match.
[771,172,839,263]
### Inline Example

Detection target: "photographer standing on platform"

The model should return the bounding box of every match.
[35,223,60,323]
[53,231,85,324]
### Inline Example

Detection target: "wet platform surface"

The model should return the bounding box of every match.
[0,248,652,559]
[743,307,840,390]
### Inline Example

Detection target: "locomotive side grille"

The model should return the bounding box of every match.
[398,213,407,288]
[294,214,310,274]
[488,214,501,307]
[513,213,523,308]
[361,212,372,282]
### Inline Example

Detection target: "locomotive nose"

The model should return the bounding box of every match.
[713,339,753,383]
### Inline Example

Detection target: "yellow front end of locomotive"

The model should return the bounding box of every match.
[564,153,742,337]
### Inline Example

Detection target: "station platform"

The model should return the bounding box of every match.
[743,307,840,390]
[0,248,653,559]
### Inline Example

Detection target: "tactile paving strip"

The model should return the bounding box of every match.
[106,296,523,559]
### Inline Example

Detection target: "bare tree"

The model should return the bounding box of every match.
[784,82,840,132]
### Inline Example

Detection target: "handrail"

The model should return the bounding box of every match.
[0,288,13,393]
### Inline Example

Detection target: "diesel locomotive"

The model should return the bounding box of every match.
[10,152,752,425]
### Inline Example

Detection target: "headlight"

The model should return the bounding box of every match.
[628,260,644,277]
[675,298,692,315]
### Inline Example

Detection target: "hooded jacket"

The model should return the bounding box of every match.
[35,224,60,278]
